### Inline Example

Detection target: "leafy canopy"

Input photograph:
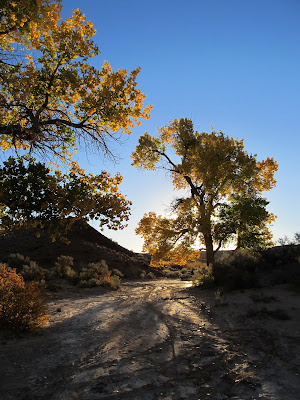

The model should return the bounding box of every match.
[214,195,276,250]
[0,156,131,238]
[0,0,152,157]
[132,118,278,265]
[0,0,152,235]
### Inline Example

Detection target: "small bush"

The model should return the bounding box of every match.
[180,267,193,281]
[198,275,215,288]
[0,266,48,332]
[192,264,215,287]
[162,269,182,278]
[104,275,121,289]
[52,256,77,283]
[214,289,227,307]
[6,254,51,282]
[140,270,146,279]
[7,253,34,272]
[146,272,156,280]
[112,269,124,278]
[213,249,262,290]
[78,260,120,289]
[21,261,48,282]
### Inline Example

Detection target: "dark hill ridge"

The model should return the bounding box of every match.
[66,220,135,257]
[0,220,152,278]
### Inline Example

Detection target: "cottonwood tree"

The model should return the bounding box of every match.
[0,0,151,235]
[132,118,278,265]
[214,195,276,250]
[0,156,131,238]
[0,0,151,156]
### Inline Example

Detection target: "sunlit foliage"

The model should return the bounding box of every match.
[0,156,131,238]
[214,195,276,250]
[132,118,278,265]
[0,0,151,235]
[0,265,48,331]
[0,0,151,156]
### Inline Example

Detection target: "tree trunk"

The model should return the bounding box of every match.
[204,233,215,265]
[236,229,242,250]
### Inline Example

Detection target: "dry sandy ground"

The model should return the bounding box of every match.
[0,279,299,400]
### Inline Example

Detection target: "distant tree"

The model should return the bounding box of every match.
[132,118,278,265]
[0,1,151,235]
[277,232,300,246]
[214,195,276,250]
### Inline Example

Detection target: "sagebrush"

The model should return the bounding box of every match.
[0,266,48,331]
[78,260,120,289]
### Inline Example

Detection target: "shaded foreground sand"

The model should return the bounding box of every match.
[0,279,299,399]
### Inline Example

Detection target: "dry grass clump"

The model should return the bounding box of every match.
[0,266,48,332]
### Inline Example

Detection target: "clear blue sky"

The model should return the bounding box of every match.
[62,0,300,252]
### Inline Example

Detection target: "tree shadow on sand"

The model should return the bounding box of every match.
[0,281,299,400]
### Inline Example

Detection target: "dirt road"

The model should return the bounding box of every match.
[0,280,299,400]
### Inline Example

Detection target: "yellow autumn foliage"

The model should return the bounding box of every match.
[0,0,152,159]
[132,118,278,265]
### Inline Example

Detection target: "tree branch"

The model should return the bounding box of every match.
[173,228,189,245]
[37,59,64,116]
[40,118,87,129]
[213,240,222,254]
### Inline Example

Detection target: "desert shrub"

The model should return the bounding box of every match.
[193,274,215,288]
[6,254,50,282]
[179,267,192,280]
[180,272,191,280]
[0,266,48,332]
[131,253,151,264]
[162,269,182,278]
[214,288,227,307]
[180,267,189,274]
[192,264,215,287]
[104,275,121,289]
[52,256,77,283]
[140,270,146,279]
[112,269,124,278]
[146,272,156,280]
[213,247,300,291]
[213,249,262,290]
[7,253,33,272]
[269,263,300,288]
[78,260,120,289]
[262,245,300,267]
[200,275,215,288]
[21,261,47,282]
